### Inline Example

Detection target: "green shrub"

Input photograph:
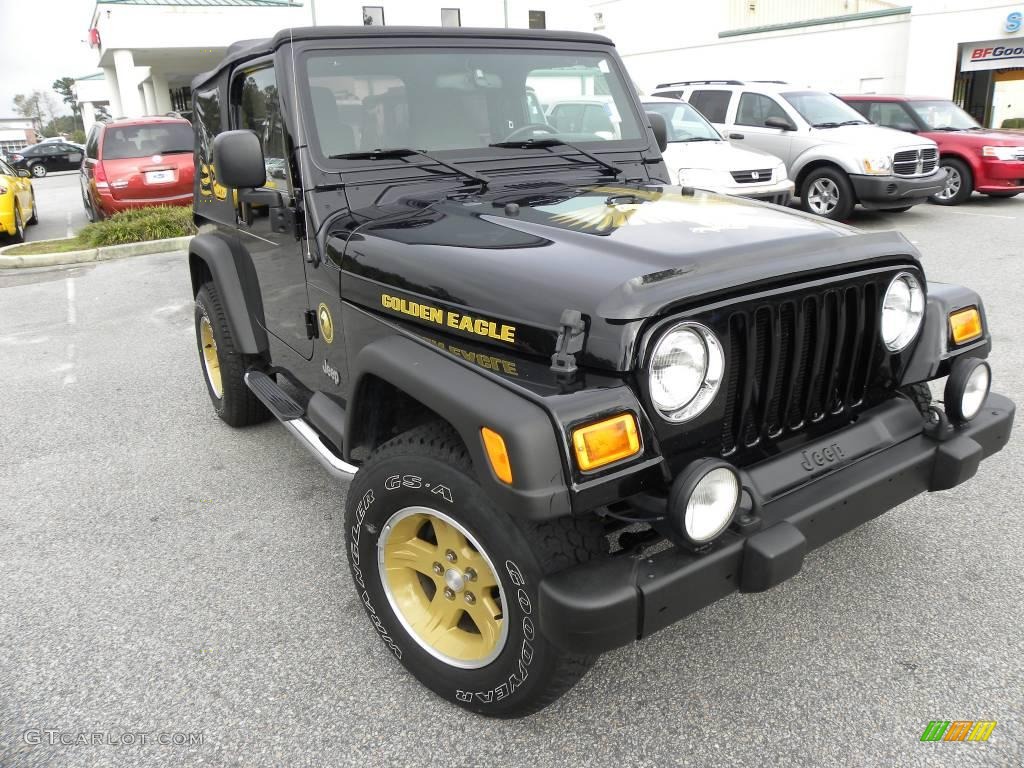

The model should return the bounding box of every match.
[79,205,196,247]
[1000,117,1024,129]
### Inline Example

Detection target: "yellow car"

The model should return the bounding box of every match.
[0,157,37,243]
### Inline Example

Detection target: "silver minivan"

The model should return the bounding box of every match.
[652,80,947,219]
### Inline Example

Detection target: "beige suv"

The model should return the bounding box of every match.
[652,80,946,219]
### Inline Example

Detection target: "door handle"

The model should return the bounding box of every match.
[729,133,745,140]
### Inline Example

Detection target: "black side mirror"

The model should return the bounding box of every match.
[646,111,669,152]
[17,169,31,178]
[764,116,797,131]
[213,130,266,189]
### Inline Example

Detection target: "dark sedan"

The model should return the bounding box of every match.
[8,142,85,177]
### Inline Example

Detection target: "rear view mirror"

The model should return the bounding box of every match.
[646,111,669,152]
[213,130,266,189]
[765,116,796,131]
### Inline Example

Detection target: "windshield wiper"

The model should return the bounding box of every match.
[930,126,962,132]
[678,137,719,142]
[329,147,491,189]
[489,137,623,178]
[811,121,842,128]
[839,120,868,126]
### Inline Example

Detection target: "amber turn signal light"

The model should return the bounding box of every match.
[572,413,641,472]
[949,307,982,345]
[481,427,513,484]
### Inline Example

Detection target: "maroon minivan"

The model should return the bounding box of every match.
[80,116,194,220]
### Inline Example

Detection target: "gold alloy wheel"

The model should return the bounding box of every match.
[199,316,223,398]
[378,506,508,668]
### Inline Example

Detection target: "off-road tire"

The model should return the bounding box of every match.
[930,157,972,205]
[344,421,606,717]
[194,282,270,427]
[902,382,932,416]
[799,166,856,220]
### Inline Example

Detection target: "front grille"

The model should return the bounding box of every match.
[719,276,889,456]
[731,168,773,184]
[893,147,938,177]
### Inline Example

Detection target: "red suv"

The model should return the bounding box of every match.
[841,95,1024,205]
[80,116,194,220]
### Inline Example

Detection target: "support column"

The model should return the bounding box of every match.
[81,102,96,134]
[150,71,173,114]
[142,79,157,115]
[102,66,123,118]
[112,49,144,118]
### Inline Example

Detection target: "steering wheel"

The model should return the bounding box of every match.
[503,123,559,142]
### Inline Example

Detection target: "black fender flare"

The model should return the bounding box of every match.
[188,231,268,355]
[902,281,990,384]
[347,334,572,521]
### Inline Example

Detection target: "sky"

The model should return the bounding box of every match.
[0,0,100,119]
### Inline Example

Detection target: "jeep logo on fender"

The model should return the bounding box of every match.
[799,443,845,472]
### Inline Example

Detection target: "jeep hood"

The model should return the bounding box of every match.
[335,183,920,371]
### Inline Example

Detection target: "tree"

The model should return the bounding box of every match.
[12,90,61,134]
[53,77,82,130]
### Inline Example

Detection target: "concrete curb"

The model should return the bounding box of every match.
[0,235,193,269]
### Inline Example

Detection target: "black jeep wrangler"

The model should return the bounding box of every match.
[188,26,1014,717]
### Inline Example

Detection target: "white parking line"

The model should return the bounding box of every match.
[63,278,77,386]
[65,211,73,238]
[943,209,1017,220]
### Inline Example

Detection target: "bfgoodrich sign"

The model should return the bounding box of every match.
[961,38,1024,71]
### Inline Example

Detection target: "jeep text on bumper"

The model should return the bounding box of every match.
[540,393,1014,653]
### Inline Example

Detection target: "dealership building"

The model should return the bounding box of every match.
[593,0,1024,128]
[75,0,1023,129]
[75,0,585,130]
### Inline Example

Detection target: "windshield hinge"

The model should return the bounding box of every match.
[550,309,586,374]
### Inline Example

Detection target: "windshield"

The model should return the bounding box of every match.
[101,123,193,159]
[642,101,721,142]
[782,91,867,127]
[303,48,644,157]
[905,100,981,131]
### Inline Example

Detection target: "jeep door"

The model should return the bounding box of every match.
[230,62,313,359]
[725,92,795,165]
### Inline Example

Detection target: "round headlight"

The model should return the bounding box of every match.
[881,272,925,352]
[944,357,991,424]
[649,322,724,422]
[669,459,741,545]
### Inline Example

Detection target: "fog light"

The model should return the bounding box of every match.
[669,459,741,546]
[944,357,991,424]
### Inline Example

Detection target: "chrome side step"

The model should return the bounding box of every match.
[282,417,360,480]
[244,371,359,480]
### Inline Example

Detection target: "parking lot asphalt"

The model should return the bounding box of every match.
[0,197,1021,768]
[20,171,90,243]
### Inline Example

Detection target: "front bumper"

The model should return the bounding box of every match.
[975,159,1024,193]
[539,392,1015,654]
[850,170,948,209]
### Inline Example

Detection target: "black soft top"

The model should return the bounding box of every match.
[192,25,615,90]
